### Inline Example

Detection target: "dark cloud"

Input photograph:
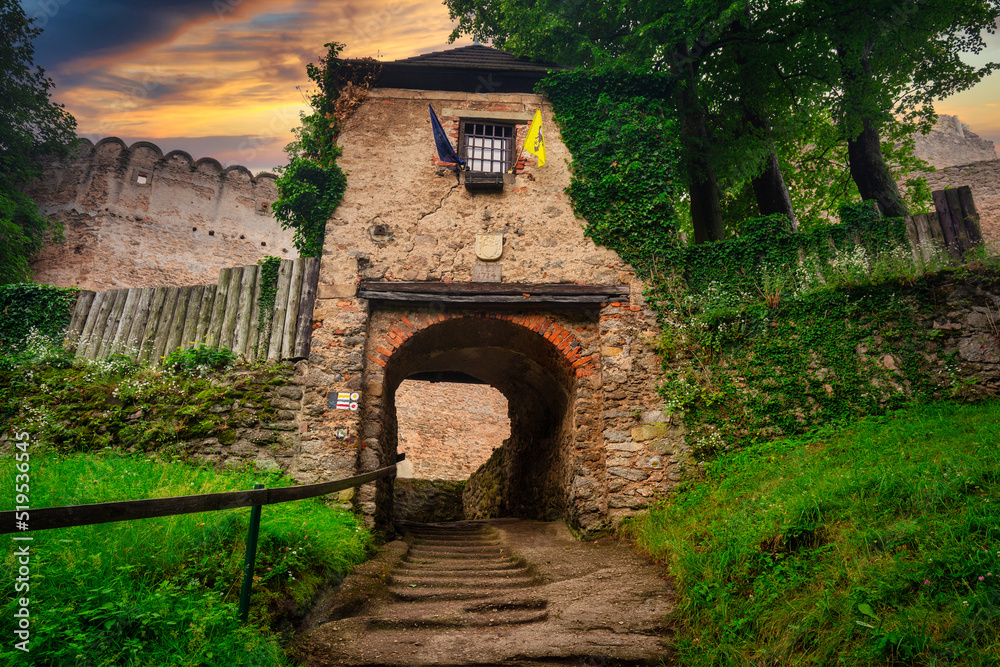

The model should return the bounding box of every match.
[23,0,231,69]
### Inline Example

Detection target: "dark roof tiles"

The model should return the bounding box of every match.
[386,44,560,73]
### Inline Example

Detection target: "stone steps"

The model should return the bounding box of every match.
[295,520,675,667]
[395,560,525,573]
[366,597,548,629]
[391,574,534,589]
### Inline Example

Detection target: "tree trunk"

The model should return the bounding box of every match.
[839,43,909,219]
[689,168,724,244]
[676,66,725,244]
[751,150,798,231]
[846,119,908,218]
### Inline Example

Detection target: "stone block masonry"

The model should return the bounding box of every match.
[395,380,509,481]
[296,84,677,535]
[914,115,999,169]
[26,138,297,290]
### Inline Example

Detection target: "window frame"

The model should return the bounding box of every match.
[459,120,516,175]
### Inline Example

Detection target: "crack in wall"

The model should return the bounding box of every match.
[417,182,460,223]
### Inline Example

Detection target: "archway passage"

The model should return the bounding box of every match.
[370,310,593,530]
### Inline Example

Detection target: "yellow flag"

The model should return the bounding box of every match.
[524,109,546,167]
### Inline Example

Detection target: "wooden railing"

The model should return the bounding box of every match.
[66,257,320,365]
[3,454,403,621]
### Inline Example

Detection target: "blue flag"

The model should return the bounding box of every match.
[429,104,465,167]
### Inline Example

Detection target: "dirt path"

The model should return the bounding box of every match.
[295,519,675,666]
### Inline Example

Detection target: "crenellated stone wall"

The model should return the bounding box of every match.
[26,137,296,290]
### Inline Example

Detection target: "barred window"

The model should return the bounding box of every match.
[461,122,514,173]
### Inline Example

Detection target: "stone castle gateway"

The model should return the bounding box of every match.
[301,46,676,536]
[21,46,697,537]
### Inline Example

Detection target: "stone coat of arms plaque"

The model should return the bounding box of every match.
[475,233,503,261]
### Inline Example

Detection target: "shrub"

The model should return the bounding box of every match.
[164,345,237,374]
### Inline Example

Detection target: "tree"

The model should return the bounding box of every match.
[445,0,805,242]
[0,0,77,284]
[799,0,999,218]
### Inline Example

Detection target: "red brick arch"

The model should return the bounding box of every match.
[367,311,599,378]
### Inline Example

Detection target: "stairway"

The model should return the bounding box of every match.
[296,519,674,666]
[381,522,548,628]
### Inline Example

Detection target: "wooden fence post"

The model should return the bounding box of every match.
[238,483,265,623]
[932,186,983,259]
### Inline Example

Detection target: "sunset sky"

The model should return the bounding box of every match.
[21,0,1000,175]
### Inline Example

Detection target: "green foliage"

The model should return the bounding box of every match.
[164,345,237,374]
[647,203,970,450]
[625,400,1000,666]
[0,452,371,666]
[446,0,998,232]
[1,354,289,453]
[0,283,77,352]
[655,203,909,302]
[254,256,282,352]
[0,0,78,284]
[540,69,684,271]
[273,156,346,257]
[0,188,65,285]
[257,256,281,327]
[273,41,367,258]
[782,110,935,230]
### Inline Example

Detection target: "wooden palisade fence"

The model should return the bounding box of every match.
[2,454,405,622]
[66,258,320,364]
[905,185,983,262]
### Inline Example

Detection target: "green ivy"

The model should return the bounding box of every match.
[273,41,372,258]
[0,283,78,352]
[662,203,908,300]
[164,345,237,374]
[256,256,281,332]
[540,69,685,273]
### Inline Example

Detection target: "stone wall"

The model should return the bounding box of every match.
[463,444,505,519]
[654,273,1000,463]
[318,88,633,288]
[914,115,999,168]
[297,86,670,536]
[395,380,509,480]
[179,364,305,474]
[26,138,296,290]
[393,479,466,523]
[919,160,1000,249]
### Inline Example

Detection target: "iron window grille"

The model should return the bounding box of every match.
[461,122,514,173]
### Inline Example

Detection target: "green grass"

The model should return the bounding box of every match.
[1,452,372,666]
[626,400,1000,666]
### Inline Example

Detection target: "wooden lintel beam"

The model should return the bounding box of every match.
[357,291,615,305]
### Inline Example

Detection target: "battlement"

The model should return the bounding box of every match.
[27,137,296,290]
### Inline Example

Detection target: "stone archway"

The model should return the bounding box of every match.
[360,307,605,532]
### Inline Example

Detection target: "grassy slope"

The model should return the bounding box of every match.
[627,400,1000,666]
[1,453,371,666]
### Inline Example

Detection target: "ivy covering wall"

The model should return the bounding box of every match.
[0,283,77,352]
[273,42,378,258]
[543,69,991,457]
